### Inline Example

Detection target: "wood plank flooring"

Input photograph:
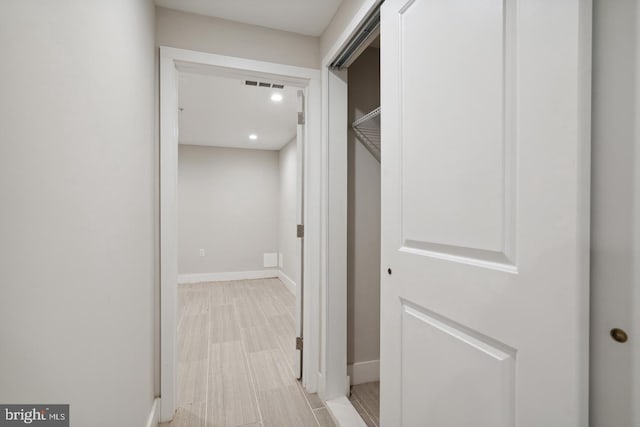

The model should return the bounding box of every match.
[161,278,336,427]
[349,382,380,427]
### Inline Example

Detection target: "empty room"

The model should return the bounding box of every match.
[169,70,332,426]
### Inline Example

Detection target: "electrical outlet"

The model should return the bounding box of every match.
[199,249,205,257]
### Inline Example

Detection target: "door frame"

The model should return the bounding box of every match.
[159,46,321,422]
[318,0,382,418]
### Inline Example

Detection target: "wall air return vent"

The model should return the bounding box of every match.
[244,80,285,89]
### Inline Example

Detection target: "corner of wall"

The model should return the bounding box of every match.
[278,269,297,295]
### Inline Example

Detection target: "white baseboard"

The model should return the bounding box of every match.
[325,396,368,427]
[146,398,160,427]
[277,270,297,294]
[178,269,278,284]
[347,360,380,385]
[317,371,325,397]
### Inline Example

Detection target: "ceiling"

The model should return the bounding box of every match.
[155,0,343,36]
[178,72,299,150]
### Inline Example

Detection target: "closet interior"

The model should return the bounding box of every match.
[345,32,381,427]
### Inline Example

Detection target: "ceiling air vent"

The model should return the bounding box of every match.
[259,82,271,87]
[245,80,258,86]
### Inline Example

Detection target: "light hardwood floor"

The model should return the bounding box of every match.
[349,382,380,427]
[161,278,336,427]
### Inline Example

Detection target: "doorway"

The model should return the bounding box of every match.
[322,1,639,427]
[173,68,305,426]
[318,0,634,426]
[346,38,381,427]
[159,47,322,423]
[319,2,384,425]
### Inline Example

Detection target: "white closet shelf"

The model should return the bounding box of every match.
[352,106,381,162]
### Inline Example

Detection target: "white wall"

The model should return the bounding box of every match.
[591,1,640,425]
[278,139,299,284]
[347,48,381,368]
[320,0,369,61]
[157,7,320,69]
[178,145,280,275]
[0,1,156,425]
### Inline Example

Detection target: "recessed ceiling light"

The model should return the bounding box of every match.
[270,93,283,102]
[249,134,258,140]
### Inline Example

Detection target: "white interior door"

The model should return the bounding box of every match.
[379,1,591,426]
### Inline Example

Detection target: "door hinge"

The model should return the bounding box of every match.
[298,111,305,125]
[297,224,304,238]
[296,336,303,350]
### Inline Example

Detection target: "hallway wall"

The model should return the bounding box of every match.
[0,1,157,425]
[157,7,320,69]
[178,145,280,275]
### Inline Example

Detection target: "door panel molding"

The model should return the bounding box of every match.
[401,301,516,427]
[397,0,517,270]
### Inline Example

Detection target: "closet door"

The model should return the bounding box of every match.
[379,1,591,426]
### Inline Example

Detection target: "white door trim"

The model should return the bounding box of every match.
[159,46,321,422]
[318,0,382,407]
